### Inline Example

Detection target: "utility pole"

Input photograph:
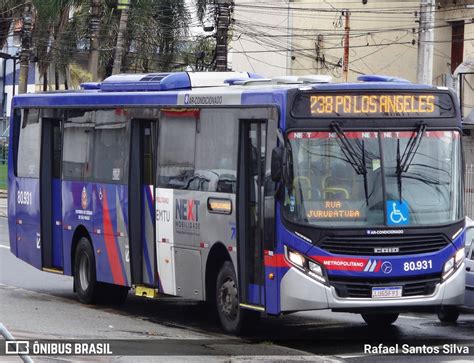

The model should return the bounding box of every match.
[215,0,231,72]
[112,0,130,75]
[416,0,435,84]
[286,1,293,76]
[89,0,102,81]
[342,10,350,82]
[18,0,32,94]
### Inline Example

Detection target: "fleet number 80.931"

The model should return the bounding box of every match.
[403,260,433,272]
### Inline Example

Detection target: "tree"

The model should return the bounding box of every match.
[112,0,129,74]
[32,0,78,90]
[5,0,211,91]
[195,0,210,23]
[88,0,102,81]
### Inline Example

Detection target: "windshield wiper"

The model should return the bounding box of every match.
[330,122,369,205]
[395,123,426,201]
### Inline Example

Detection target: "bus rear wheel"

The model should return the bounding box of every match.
[215,261,259,334]
[361,312,399,327]
[74,237,99,304]
[74,237,128,305]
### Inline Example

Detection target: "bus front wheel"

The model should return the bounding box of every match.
[215,261,259,334]
[361,312,399,326]
[437,306,460,323]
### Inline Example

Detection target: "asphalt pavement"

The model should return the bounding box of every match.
[1,193,474,362]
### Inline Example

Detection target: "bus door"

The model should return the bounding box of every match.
[15,109,42,269]
[466,241,474,307]
[237,120,267,308]
[129,120,156,286]
[40,116,63,270]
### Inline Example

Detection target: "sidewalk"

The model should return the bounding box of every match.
[0,189,7,217]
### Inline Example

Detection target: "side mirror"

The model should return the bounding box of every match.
[271,146,284,181]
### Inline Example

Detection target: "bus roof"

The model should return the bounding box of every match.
[11,72,448,109]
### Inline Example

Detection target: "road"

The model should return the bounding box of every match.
[1,215,474,362]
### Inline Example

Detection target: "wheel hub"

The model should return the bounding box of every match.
[219,278,238,318]
[79,253,90,291]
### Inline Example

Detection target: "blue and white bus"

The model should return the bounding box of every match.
[7,72,466,333]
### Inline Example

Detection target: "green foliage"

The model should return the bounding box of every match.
[3,0,216,84]
[69,63,92,88]
[181,36,216,71]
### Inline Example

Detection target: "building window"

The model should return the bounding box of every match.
[451,21,464,74]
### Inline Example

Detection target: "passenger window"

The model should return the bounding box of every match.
[62,110,94,180]
[17,109,41,178]
[92,109,129,184]
[194,109,238,193]
[157,110,197,188]
[466,227,474,256]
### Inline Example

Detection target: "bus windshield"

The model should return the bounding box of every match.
[283,129,462,228]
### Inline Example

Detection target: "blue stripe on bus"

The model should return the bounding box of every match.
[142,186,154,284]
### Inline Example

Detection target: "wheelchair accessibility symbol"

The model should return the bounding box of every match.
[386,200,409,226]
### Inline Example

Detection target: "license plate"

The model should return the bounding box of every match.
[371,286,403,298]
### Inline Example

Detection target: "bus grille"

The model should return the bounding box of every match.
[319,234,450,256]
[328,275,441,298]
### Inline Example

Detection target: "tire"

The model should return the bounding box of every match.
[215,261,260,334]
[74,237,99,304]
[437,306,460,323]
[361,312,399,326]
[74,237,129,305]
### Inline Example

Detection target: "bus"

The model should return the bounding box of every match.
[7,72,466,333]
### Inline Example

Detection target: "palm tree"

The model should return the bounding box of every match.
[6,0,212,90]
[31,0,78,90]
[112,0,129,74]
[195,0,209,23]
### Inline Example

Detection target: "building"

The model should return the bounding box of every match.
[230,0,474,215]
[229,0,289,77]
[0,21,36,134]
[230,1,472,97]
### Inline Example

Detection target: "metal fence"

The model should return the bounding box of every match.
[0,164,6,189]
[0,144,6,190]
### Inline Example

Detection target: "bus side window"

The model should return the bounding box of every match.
[194,109,238,193]
[62,110,94,181]
[92,110,130,184]
[157,112,196,189]
[17,108,41,178]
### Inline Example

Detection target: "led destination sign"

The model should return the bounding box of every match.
[292,92,455,118]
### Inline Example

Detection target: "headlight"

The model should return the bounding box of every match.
[288,250,305,268]
[285,246,327,284]
[443,257,454,277]
[442,248,465,281]
[455,247,465,265]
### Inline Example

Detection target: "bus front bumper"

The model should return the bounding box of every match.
[280,264,465,312]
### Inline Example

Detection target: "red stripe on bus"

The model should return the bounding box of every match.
[312,256,368,271]
[102,190,125,286]
[264,254,289,268]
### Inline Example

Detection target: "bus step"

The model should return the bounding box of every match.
[42,267,64,274]
[135,285,159,299]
